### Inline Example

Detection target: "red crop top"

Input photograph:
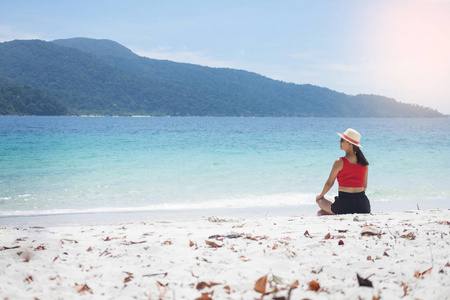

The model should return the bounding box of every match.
[337,157,367,187]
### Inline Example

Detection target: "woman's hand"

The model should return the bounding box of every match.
[316,158,342,203]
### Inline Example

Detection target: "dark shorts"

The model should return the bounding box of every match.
[331,191,371,214]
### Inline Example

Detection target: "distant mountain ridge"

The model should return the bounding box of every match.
[0,38,442,117]
[53,38,136,59]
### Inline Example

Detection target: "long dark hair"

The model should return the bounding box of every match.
[353,145,369,166]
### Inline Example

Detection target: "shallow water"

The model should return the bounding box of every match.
[1,116,449,217]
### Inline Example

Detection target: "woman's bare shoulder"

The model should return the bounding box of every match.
[334,157,343,165]
[332,158,344,169]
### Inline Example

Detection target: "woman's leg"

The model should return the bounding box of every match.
[316,197,335,215]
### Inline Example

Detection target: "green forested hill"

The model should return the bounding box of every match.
[0,40,194,115]
[0,38,443,117]
[0,82,68,115]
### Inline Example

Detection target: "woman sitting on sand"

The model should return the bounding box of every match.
[316,128,370,215]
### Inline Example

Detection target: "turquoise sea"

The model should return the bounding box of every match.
[0,116,449,222]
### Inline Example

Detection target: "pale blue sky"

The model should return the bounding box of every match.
[1,0,449,113]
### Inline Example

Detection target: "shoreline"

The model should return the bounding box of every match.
[1,209,449,299]
[1,198,448,227]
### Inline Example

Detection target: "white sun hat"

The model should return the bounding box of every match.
[337,128,363,148]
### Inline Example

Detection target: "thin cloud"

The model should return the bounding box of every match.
[0,26,43,42]
[130,46,240,69]
[131,45,351,87]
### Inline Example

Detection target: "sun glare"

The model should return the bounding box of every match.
[368,1,450,106]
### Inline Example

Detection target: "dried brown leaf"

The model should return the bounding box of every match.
[224,285,232,294]
[75,283,93,294]
[196,256,212,263]
[360,226,380,236]
[400,232,416,240]
[240,255,251,262]
[86,247,93,252]
[99,249,110,256]
[124,240,146,245]
[191,270,199,278]
[157,281,168,296]
[338,240,344,246]
[304,230,312,238]
[25,275,33,283]
[356,273,373,287]
[402,282,408,296]
[395,281,409,296]
[286,247,297,257]
[308,280,320,292]
[196,282,211,290]
[248,235,268,241]
[205,240,223,248]
[437,220,450,225]
[415,267,432,279]
[254,275,268,294]
[423,268,432,276]
[124,273,134,283]
[324,233,331,239]
[0,245,20,251]
[195,291,214,300]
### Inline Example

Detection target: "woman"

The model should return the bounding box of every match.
[316,128,371,215]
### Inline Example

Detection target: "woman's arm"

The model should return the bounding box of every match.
[363,167,368,191]
[316,158,343,201]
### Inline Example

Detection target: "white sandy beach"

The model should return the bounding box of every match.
[1,209,449,300]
